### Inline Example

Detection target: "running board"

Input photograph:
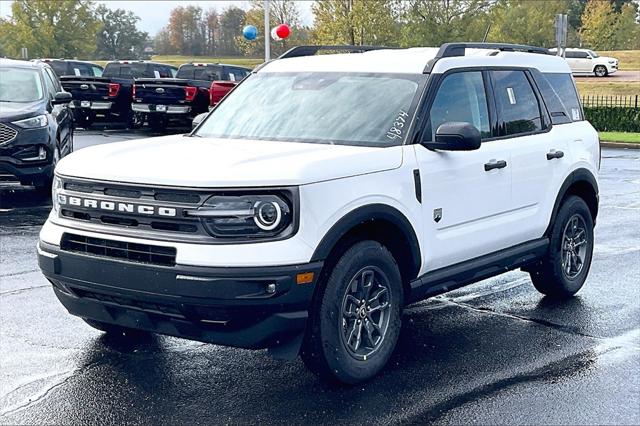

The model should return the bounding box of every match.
[408,238,549,303]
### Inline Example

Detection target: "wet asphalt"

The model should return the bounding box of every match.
[0,129,638,425]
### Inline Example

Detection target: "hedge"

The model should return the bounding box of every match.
[584,107,640,132]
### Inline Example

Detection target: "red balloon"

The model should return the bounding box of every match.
[275,24,291,39]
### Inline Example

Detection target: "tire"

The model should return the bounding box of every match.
[148,115,168,132]
[594,65,608,77]
[529,196,594,298]
[126,111,144,129]
[301,240,403,384]
[83,319,150,339]
[74,110,94,129]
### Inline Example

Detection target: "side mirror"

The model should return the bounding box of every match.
[52,91,72,105]
[423,122,481,151]
[192,112,207,130]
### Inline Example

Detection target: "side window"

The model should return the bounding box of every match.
[575,51,589,59]
[427,71,490,141]
[46,68,62,92]
[42,69,57,97]
[91,66,103,77]
[491,70,543,136]
[543,73,583,121]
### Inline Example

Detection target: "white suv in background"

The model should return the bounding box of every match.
[552,48,619,77]
[39,43,600,384]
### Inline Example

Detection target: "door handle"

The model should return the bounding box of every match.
[546,150,564,160]
[484,160,507,171]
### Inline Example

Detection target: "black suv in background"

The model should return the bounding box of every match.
[33,59,104,78]
[133,63,251,131]
[60,61,177,129]
[0,59,73,189]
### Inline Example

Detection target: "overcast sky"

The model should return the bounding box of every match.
[0,1,315,35]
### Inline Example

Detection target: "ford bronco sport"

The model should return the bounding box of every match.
[38,43,599,384]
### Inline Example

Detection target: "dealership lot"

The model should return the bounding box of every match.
[0,130,638,424]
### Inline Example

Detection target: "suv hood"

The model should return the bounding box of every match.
[56,135,403,187]
[0,100,44,122]
[598,56,617,63]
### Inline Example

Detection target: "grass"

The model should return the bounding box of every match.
[599,50,640,71]
[575,81,640,97]
[599,132,640,143]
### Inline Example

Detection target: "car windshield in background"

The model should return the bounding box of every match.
[0,67,44,102]
[195,72,423,147]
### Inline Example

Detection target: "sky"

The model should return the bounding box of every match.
[0,1,315,36]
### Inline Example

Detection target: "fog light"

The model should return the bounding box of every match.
[266,283,276,294]
[21,146,47,161]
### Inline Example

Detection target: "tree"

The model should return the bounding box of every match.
[203,8,220,56]
[400,0,494,47]
[488,0,568,47]
[0,0,98,59]
[579,0,617,50]
[219,6,246,56]
[612,2,640,49]
[312,0,400,46]
[166,5,207,56]
[95,5,148,60]
[153,28,175,55]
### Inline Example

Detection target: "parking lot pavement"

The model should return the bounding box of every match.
[0,133,638,425]
[574,70,640,81]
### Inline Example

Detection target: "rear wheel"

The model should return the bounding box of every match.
[529,196,594,298]
[594,65,608,77]
[83,319,151,339]
[301,240,403,384]
[126,111,144,129]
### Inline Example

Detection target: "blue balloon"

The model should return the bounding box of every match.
[243,25,258,41]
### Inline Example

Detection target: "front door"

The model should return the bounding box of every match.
[414,70,513,272]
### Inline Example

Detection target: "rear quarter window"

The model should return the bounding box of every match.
[542,73,583,122]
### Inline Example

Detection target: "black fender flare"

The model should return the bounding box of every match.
[310,203,422,274]
[545,168,599,236]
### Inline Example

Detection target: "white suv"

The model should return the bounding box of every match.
[551,48,619,77]
[38,43,600,384]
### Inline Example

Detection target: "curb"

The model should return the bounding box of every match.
[600,141,640,149]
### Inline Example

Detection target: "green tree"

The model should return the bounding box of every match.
[95,5,148,60]
[219,6,246,56]
[400,0,494,47]
[488,0,568,47]
[579,0,617,50]
[203,8,220,56]
[312,0,400,46]
[613,3,640,49]
[0,0,98,59]
[167,5,207,56]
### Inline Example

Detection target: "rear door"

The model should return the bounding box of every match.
[493,69,565,244]
[414,70,514,271]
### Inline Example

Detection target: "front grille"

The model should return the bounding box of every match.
[0,123,18,145]
[58,179,211,241]
[61,233,176,266]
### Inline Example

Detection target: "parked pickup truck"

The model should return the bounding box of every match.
[132,63,251,131]
[60,61,177,129]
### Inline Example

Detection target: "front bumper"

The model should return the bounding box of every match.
[0,126,53,184]
[38,241,323,354]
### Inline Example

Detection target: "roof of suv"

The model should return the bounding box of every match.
[261,47,571,75]
[0,58,47,69]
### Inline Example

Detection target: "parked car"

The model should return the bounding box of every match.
[59,60,177,129]
[0,59,73,189]
[33,59,103,78]
[132,63,251,131]
[550,48,618,77]
[39,43,599,384]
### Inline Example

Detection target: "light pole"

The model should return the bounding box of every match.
[264,0,270,62]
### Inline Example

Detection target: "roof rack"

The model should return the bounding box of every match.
[279,45,391,59]
[424,42,551,73]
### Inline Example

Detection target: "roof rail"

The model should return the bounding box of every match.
[279,45,391,59]
[424,42,551,73]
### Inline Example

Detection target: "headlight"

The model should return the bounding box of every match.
[608,60,616,64]
[189,193,294,239]
[12,114,48,129]
[52,176,63,215]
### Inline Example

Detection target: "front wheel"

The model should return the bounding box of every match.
[594,65,608,77]
[301,240,403,384]
[529,196,594,298]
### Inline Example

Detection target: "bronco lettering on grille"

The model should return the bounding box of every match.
[62,196,177,217]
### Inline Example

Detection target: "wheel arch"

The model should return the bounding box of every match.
[310,204,422,303]
[545,168,599,236]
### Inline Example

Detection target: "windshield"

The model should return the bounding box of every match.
[0,67,44,102]
[195,72,423,147]
[588,50,599,58]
